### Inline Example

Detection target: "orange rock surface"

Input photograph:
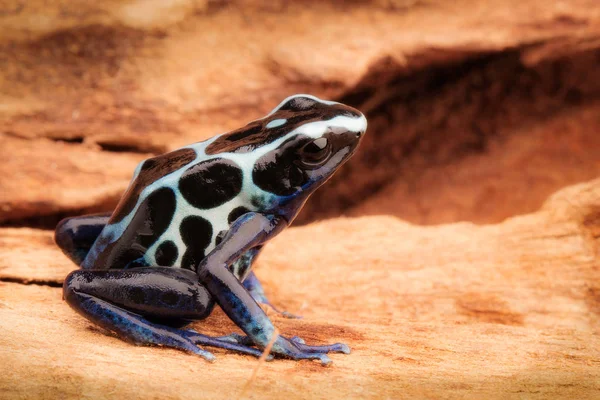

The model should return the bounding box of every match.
[1,179,599,399]
[1,1,600,399]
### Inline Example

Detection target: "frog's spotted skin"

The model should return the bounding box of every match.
[82,95,364,278]
[56,94,366,365]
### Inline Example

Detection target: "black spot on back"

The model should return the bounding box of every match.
[93,187,177,270]
[111,148,196,223]
[180,215,213,271]
[138,188,177,249]
[227,206,251,224]
[205,98,361,155]
[179,158,243,209]
[155,240,178,266]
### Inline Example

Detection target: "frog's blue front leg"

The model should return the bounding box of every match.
[197,212,349,365]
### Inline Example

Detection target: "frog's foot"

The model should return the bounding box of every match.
[217,333,350,355]
[69,291,268,362]
[184,329,272,360]
[271,335,352,365]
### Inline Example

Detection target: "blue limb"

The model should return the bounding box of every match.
[63,267,269,361]
[197,212,350,365]
[55,213,111,265]
[216,333,349,355]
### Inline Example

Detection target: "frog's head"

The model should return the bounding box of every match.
[249,95,367,219]
[204,94,366,221]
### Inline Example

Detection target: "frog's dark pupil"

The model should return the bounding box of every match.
[300,138,330,165]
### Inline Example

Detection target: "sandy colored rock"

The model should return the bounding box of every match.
[0,178,599,399]
[1,1,600,398]
[0,135,145,224]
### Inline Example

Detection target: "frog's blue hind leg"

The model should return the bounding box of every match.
[63,267,270,361]
[243,272,302,319]
[55,213,111,265]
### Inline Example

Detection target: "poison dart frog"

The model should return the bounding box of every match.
[55,94,367,365]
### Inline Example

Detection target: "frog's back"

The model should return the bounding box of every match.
[80,143,262,272]
[111,148,200,225]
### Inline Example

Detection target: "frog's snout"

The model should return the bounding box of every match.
[353,113,367,139]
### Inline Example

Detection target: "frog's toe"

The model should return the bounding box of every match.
[318,354,332,366]
[216,332,253,345]
[188,346,217,362]
[290,336,305,344]
[257,300,302,319]
[291,352,332,366]
[290,338,351,355]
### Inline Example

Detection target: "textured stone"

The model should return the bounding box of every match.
[0,179,599,399]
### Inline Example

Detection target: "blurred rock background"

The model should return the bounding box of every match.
[1,0,599,227]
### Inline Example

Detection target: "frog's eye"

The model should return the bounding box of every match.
[299,137,331,166]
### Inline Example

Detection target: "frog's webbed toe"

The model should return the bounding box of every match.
[289,337,351,355]
[171,332,217,362]
[271,337,340,365]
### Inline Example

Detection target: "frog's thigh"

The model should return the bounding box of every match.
[55,213,111,265]
[64,267,214,324]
